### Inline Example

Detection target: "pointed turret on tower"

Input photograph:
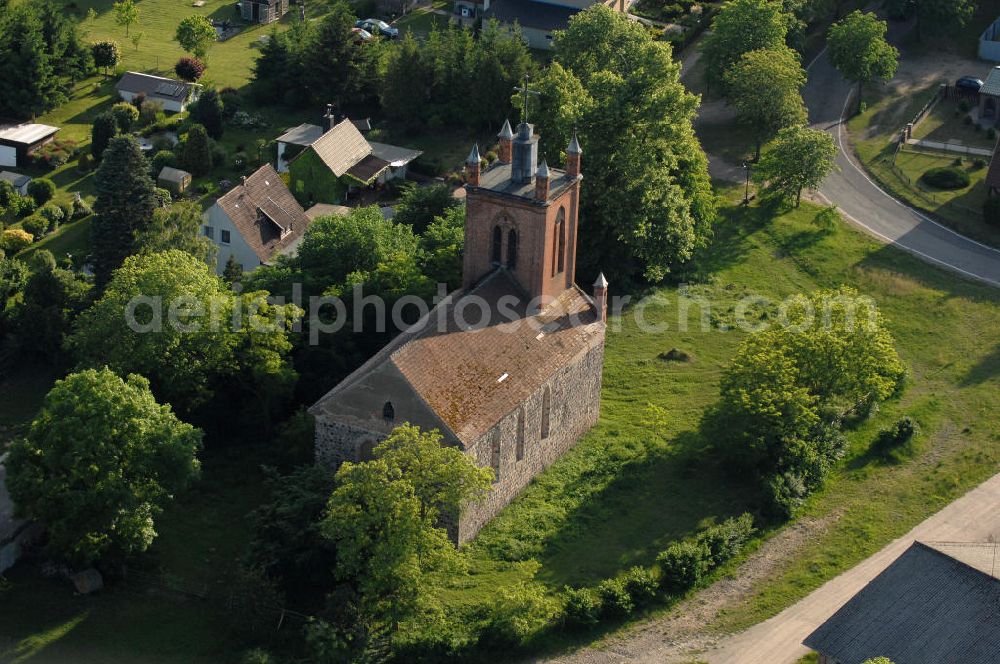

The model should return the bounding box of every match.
[593,272,608,322]
[466,143,481,186]
[497,120,514,164]
[566,133,582,178]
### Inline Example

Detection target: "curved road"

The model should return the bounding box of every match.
[806,47,1000,288]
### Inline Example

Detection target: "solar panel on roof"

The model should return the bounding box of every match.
[155,82,181,96]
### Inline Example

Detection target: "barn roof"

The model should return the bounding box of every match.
[213,164,311,263]
[116,71,196,103]
[0,122,59,147]
[803,541,1000,664]
[310,270,604,445]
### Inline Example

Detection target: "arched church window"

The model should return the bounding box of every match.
[507,229,518,269]
[516,407,525,461]
[491,225,503,265]
[540,386,551,439]
[552,209,566,276]
[491,433,501,483]
[383,401,395,421]
[359,439,375,461]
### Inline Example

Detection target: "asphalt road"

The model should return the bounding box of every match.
[805,46,1000,288]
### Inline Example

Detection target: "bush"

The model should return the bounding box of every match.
[175,56,206,82]
[596,577,634,617]
[26,178,56,206]
[622,566,659,607]
[958,98,971,112]
[697,513,756,566]
[562,586,602,629]
[78,153,92,172]
[71,196,93,220]
[921,166,970,190]
[872,416,920,461]
[984,196,1000,226]
[477,582,553,649]
[974,157,987,169]
[32,139,76,169]
[657,540,710,592]
[1,228,33,253]
[151,150,177,174]
[112,102,140,132]
[139,100,163,127]
[21,215,48,239]
[37,204,65,234]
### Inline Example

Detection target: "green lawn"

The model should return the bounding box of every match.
[911,98,998,151]
[850,85,1000,249]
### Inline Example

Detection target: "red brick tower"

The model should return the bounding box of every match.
[462,125,582,304]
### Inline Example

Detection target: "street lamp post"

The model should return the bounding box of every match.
[742,159,752,205]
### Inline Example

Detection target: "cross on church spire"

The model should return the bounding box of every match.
[514,73,540,126]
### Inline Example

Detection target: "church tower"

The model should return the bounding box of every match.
[462,120,583,304]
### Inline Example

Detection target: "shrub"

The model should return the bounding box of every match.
[112,102,140,132]
[921,166,970,190]
[139,100,163,127]
[72,197,93,220]
[562,586,602,628]
[622,566,659,607]
[38,204,65,234]
[958,98,971,112]
[32,140,76,169]
[984,196,1000,226]
[477,582,554,649]
[151,150,177,174]
[78,153,92,172]
[974,157,987,169]
[26,179,56,206]
[174,56,206,82]
[7,194,35,220]
[697,513,756,565]
[21,215,48,239]
[596,577,634,617]
[657,540,710,592]
[1,228,33,253]
[873,416,920,460]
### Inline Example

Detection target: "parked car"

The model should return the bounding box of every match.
[351,27,374,44]
[955,76,984,93]
[355,18,399,39]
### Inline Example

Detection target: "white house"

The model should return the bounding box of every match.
[203,164,313,275]
[0,122,59,168]
[115,72,200,113]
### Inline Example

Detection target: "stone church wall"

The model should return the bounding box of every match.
[457,341,605,544]
[314,419,387,468]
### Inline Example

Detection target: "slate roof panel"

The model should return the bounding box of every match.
[309,119,372,177]
[483,0,579,32]
[803,541,1000,664]
[981,66,1000,96]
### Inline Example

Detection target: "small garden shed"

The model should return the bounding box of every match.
[157,166,192,195]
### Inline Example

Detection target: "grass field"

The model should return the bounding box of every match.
[911,98,998,150]
[2,193,999,660]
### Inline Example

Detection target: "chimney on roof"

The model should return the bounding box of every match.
[534,159,550,200]
[566,133,582,178]
[497,119,513,164]
[323,104,336,133]
[466,144,481,187]
[593,272,608,323]
[510,122,538,184]
[240,175,247,188]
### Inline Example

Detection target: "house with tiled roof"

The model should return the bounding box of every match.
[310,120,607,543]
[203,164,312,275]
[455,0,629,49]
[804,541,1000,664]
[279,106,421,205]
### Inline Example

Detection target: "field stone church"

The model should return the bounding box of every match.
[309,120,608,543]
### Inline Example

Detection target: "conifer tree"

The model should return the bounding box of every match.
[190,89,224,139]
[91,136,157,287]
[91,112,119,160]
[178,124,212,177]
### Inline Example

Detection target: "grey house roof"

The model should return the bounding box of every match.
[981,65,1000,97]
[0,171,31,188]
[803,541,1000,664]
[484,0,579,32]
[116,72,196,103]
[0,122,59,147]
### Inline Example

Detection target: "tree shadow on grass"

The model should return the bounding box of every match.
[534,430,761,588]
[960,343,1000,386]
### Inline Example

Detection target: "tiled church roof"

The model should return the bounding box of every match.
[310,270,603,445]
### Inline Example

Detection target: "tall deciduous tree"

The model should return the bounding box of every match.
[317,425,490,648]
[828,11,899,112]
[174,14,216,60]
[702,0,790,94]
[137,200,219,267]
[69,250,301,419]
[535,5,715,282]
[710,287,904,515]
[754,125,837,206]
[113,0,139,38]
[91,135,157,287]
[6,368,201,566]
[724,46,807,159]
